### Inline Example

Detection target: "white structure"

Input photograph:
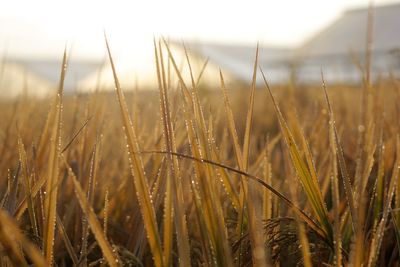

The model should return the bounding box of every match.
[0,58,101,98]
[77,42,240,92]
[179,42,293,85]
[296,3,400,83]
[2,2,400,98]
[0,61,53,98]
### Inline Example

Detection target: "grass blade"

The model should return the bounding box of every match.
[321,72,358,234]
[56,214,79,266]
[43,48,67,265]
[164,40,234,266]
[367,136,400,267]
[0,209,47,267]
[262,69,332,243]
[328,97,342,266]
[139,150,327,240]
[17,135,38,237]
[105,35,163,267]
[243,43,258,170]
[155,40,191,267]
[63,157,120,267]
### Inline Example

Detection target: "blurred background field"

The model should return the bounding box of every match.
[1,0,400,95]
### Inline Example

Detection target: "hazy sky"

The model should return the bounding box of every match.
[1,0,399,60]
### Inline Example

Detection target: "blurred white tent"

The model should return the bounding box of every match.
[0,58,101,98]
[2,2,400,97]
[77,40,240,92]
[77,40,293,92]
[181,42,293,85]
[0,61,53,98]
[20,59,102,92]
[297,2,400,82]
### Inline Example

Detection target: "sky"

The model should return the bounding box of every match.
[0,0,399,61]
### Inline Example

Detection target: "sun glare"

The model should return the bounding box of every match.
[1,0,400,87]
[3,0,398,61]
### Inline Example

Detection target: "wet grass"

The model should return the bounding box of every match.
[0,39,400,266]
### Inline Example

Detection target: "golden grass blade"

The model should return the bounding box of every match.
[195,58,209,86]
[139,150,327,239]
[164,40,234,266]
[321,72,357,233]
[13,111,76,220]
[163,169,173,267]
[348,191,368,267]
[263,142,272,223]
[43,48,67,265]
[396,141,400,229]
[7,164,21,215]
[391,209,400,259]
[104,188,109,240]
[261,70,332,243]
[367,136,400,267]
[219,70,251,265]
[162,39,206,144]
[210,144,240,211]
[56,214,79,265]
[156,40,191,267]
[219,70,248,236]
[63,157,120,267]
[80,143,101,266]
[374,128,385,225]
[0,211,29,266]
[180,98,217,247]
[188,174,213,265]
[241,44,269,266]
[297,220,313,267]
[150,158,168,210]
[243,43,258,170]
[260,134,280,224]
[187,134,234,266]
[184,51,240,211]
[17,135,38,237]
[105,35,163,267]
[61,117,92,153]
[181,42,196,89]
[328,102,342,266]
[356,122,376,203]
[0,209,47,267]
[14,170,45,219]
[0,171,11,209]
[219,70,245,171]
[155,42,173,267]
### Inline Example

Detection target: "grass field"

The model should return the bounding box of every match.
[0,40,400,266]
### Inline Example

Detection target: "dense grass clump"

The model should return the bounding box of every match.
[0,40,400,267]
